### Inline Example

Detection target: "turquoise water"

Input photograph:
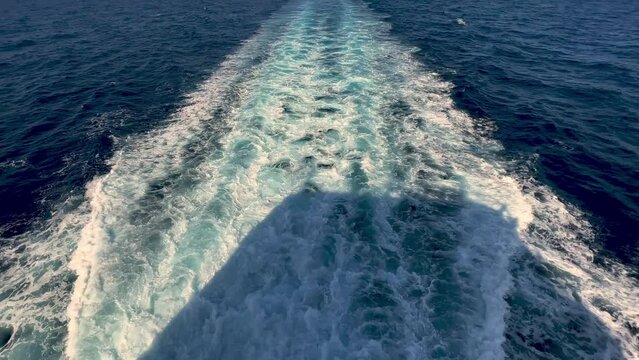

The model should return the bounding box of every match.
[0,0,637,358]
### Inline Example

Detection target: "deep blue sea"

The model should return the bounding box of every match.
[0,0,637,359]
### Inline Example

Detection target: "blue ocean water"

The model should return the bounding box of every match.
[0,0,637,359]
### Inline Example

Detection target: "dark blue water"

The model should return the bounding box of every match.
[1,0,638,358]
[366,0,639,269]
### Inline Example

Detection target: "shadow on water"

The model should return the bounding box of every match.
[137,188,625,359]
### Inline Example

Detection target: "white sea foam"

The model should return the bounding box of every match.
[0,195,89,358]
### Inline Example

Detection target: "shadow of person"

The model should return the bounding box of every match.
[139,189,624,359]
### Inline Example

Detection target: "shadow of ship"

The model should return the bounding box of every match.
[139,189,624,359]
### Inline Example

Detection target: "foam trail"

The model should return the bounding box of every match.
[0,0,636,359]
[65,0,637,358]
[64,1,521,357]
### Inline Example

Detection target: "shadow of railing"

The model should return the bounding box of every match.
[139,190,624,359]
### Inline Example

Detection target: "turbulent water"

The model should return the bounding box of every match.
[0,0,638,359]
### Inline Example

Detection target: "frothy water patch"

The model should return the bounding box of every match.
[137,190,519,360]
[0,0,636,359]
[0,159,27,169]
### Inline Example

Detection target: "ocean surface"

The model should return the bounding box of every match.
[0,0,637,359]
